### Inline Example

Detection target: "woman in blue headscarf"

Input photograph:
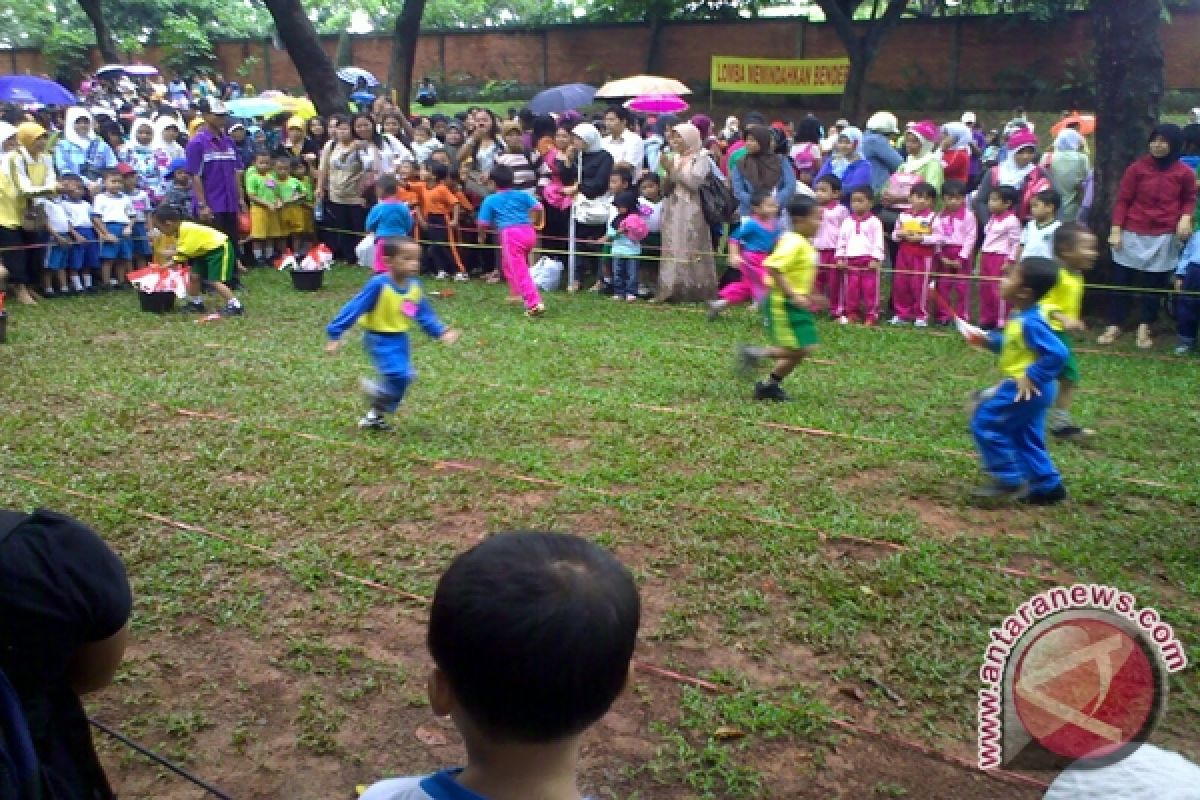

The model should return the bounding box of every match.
[815,125,871,203]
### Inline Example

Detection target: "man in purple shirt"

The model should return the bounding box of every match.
[186,97,246,271]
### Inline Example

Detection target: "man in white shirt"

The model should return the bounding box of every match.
[602,106,645,181]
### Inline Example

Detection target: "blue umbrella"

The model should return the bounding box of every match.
[529,83,596,115]
[226,97,285,118]
[0,75,76,106]
[337,67,379,87]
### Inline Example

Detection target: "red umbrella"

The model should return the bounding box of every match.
[625,94,689,114]
[1051,113,1095,137]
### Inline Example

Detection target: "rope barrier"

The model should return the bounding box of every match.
[88,717,235,800]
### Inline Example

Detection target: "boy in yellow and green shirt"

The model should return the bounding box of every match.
[1042,222,1098,441]
[152,206,243,316]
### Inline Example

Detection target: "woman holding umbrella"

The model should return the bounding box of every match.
[1,122,58,305]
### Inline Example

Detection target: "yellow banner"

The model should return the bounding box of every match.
[710,56,850,95]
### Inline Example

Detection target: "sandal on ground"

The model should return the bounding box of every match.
[1096,325,1121,345]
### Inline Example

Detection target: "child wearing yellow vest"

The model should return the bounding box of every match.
[325,238,460,431]
[1042,222,1098,441]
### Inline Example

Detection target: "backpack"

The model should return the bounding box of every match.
[989,165,1051,222]
[698,156,738,227]
[0,511,41,800]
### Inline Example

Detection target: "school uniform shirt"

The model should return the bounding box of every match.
[1040,268,1085,332]
[174,220,229,259]
[934,206,978,263]
[326,275,447,377]
[127,189,151,222]
[185,127,242,214]
[987,306,1067,387]
[91,192,132,224]
[360,769,598,800]
[730,217,782,255]
[603,129,645,178]
[813,201,849,251]
[1020,219,1061,260]
[982,211,1022,258]
[834,213,886,261]
[365,199,414,238]
[477,189,540,231]
[40,197,70,234]
[63,198,94,229]
[764,231,818,295]
[892,210,938,246]
[244,168,282,207]
[421,184,461,218]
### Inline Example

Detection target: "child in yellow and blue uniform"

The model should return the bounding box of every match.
[325,238,460,431]
[1043,222,1098,440]
[968,256,1068,505]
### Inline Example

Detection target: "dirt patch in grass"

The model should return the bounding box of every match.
[836,466,897,492]
[901,495,968,539]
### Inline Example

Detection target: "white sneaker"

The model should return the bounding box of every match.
[914,318,929,328]
[1097,325,1121,345]
[837,315,849,325]
[435,270,449,280]
[888,315,905,326]
[453,272,469,282]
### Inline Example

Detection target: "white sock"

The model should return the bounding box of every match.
[83,273,93,288]
[189,295,203,304]
[226,297,242,309]
[70,275,82,291]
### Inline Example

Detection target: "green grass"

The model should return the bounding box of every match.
[2,266,1197,798]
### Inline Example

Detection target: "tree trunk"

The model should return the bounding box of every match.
[75,0,120,64]
[814,0,908,121]
[388,0,428,114]
[840,40,870,119]
[1090,0,1164,250]
[262,0,345,117]
[644,11,665,75]
[335,32,354,68]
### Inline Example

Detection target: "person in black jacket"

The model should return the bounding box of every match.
[557,122,614,292]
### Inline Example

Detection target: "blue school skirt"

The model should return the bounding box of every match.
[99,221,133,261]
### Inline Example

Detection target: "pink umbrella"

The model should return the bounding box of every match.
[625,94,689,114]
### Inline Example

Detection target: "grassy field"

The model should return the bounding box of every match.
[1,265,1197,799]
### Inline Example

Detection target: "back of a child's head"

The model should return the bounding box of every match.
[489,164,514,189]
[1019,256,1060,302]
[942,179,967,200]
[1053,221,1091,258]
[376,173,399,197]
[815,174,841,194]
[428,531,640,743]
[613,189,640,213]
[749,189,773,212]
[787,193,818,221]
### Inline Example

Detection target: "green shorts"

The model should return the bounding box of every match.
[764,293,818,350]
[193,241,236,284]
[1055,330,1079,384]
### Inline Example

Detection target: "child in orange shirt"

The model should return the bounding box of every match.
[420,161,467,280]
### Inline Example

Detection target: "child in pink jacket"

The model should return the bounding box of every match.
[814,175,849,320]
[835,186,886,325]
[979,185,1022,328]
[889,182,939,326]
[933,180,978,324]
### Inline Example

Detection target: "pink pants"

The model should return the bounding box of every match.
[372,236,390,274]
[978,252,1009,328]
[816,248,843,317]
[718,250,768,305]
[843,256,879,322]
[935,247,970,323]
[500,224,541,309]
[891,245,933,322]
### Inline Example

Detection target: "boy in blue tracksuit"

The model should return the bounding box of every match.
[967,256,1068,505]
[325,238,460,430]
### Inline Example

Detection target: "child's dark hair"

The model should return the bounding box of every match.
[910,182,937,201]
[639,172,660,187]
[1018,256,1061,302]
[489,164,514,189]
[815,174,841,194]
[1053,222,1093,257]
[253,149,271,161]
[989,185,1018,207]
[376,173,398,197]
[290,157,307,171]
[749,189,774,210]
[382,237,417,259]
[787,194,819,219]
[273,153,291,165]
[611,164,634,188]
[848,185,874,203]
[153,205,183,224]
[430,161,449,181]
[942,179,967,199]
[1034,187,1062,213]
[428,531,640,742]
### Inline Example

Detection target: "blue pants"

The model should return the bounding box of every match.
[612,255,639,298]
[970,379,1061,492]
[1177,262,1200,345]
[372,373,411,414]
[363,331,413,414]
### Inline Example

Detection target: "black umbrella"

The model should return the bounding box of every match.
[529,83,596,115]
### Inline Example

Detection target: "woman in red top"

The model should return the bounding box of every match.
[1099,124,1196,349]
[939,122,973,185]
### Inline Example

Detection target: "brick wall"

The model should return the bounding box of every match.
[6,11,1199,103]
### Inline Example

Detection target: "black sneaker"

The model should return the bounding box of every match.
[1020,485,1068,506]
[357,413,393,431]
[971,480,1026,501]
[220,303,244,317]
[1051,424,1093,442]
[753,380,790,402]
[182,300,207,314]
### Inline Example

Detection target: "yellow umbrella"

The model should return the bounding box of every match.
[263,95,318,120]
[595,75,691,99]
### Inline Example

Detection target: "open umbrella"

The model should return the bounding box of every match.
[95,64,127,79]
[595,75,690,99]
[227,97,285,118]
[1051,113,1096,138]
[265,96,318,121]
[625,94,688,115]
[337,67,379,87]
[0,75,75,106]
[125,64,159,77]
[529,83,596,115]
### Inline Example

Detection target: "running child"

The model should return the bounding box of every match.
[737,194,823,402]
[61,175,99,293]
[812,175,849,322]
[152,206,244,317]
[357,531,639,800]
[122,167,152,272]
[889,181,939,326]
[707,190,782,319]
[325,238,460,431]
[835,186,886,325]
[1014,188,1062,263]
[91,168,133,289]
[965,256,1067,505]
[245,150,282,265]
[979,186,1022,329]
[598,189,649,303]
[477,165,546,317]
[933,180,978,325]
[366,174,414,274]
[1044,222,1098,441]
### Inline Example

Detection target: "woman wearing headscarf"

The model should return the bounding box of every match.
[54,108,117,192]
[813,125,871,202]
[122,118,164,200]
[151,114,186,166]
[558,121,614,292]
[1098,124,1196,349]
[731,125,797,218]
[657,122,717,302]
[938,122,974,185]
[442,119,466,166]
[862,111,903,194]
[1043,129,1090,222]
[1,122,58,305]
[971,128,1050,226]
[275,115,322,165]
[690,114,724,168]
